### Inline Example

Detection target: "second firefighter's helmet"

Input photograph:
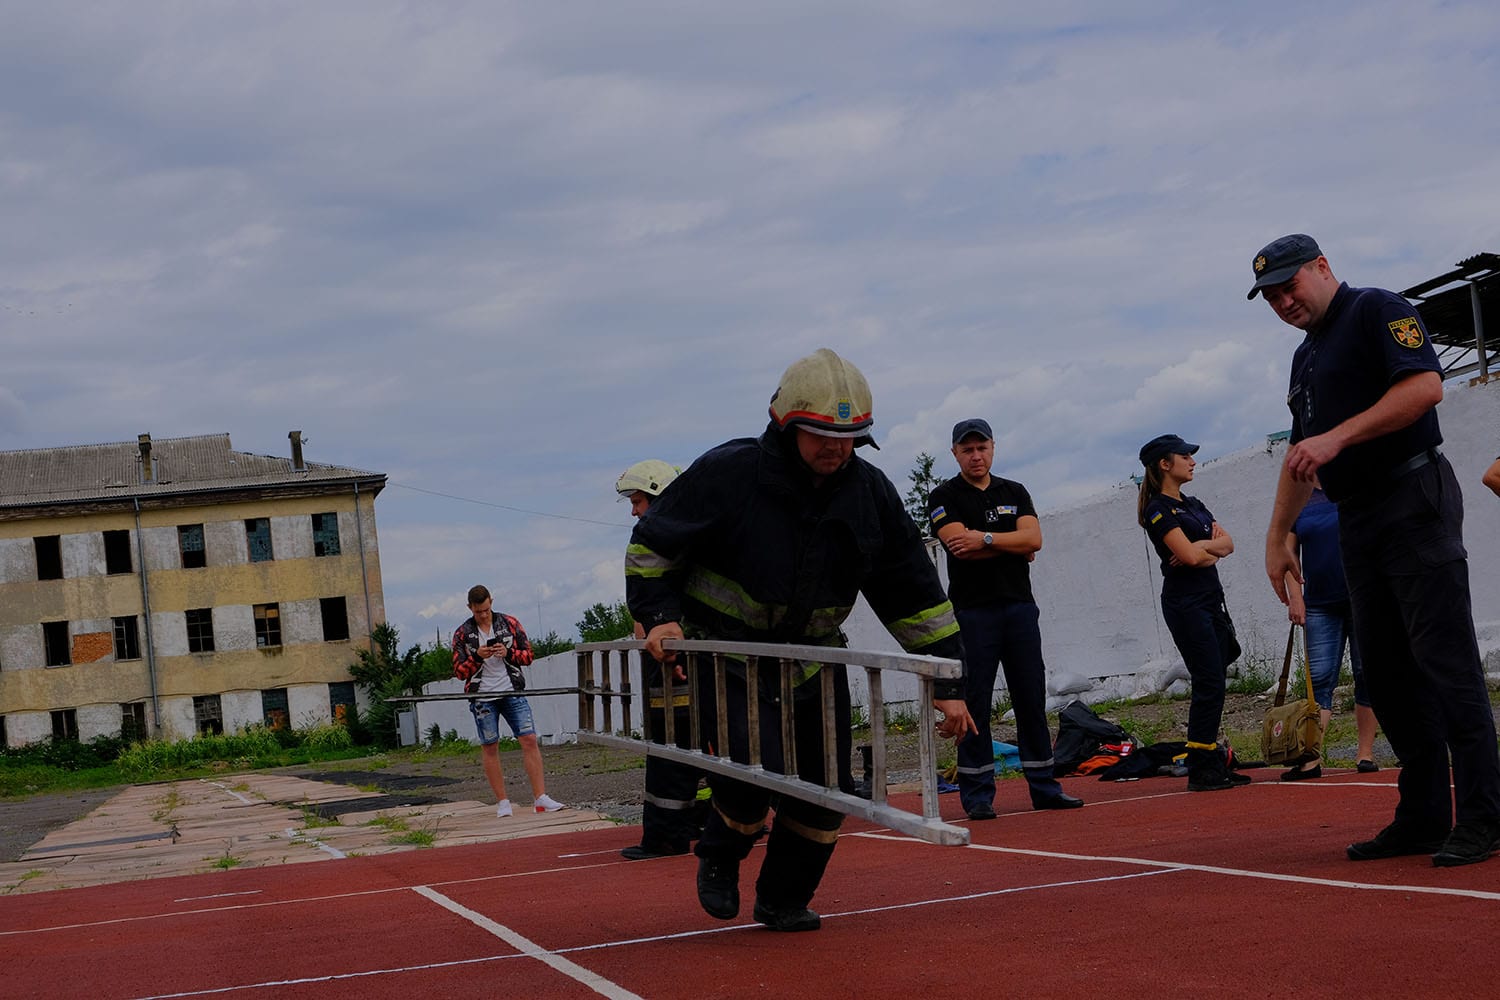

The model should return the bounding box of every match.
[615,459,680,498]
[767,348,877,448]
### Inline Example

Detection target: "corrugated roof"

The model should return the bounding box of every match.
[0,433,384,509]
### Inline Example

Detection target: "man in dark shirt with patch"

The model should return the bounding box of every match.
[927,418,1082,819]
[1254,234,1500,867]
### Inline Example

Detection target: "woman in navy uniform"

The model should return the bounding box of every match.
[1137,434,1249,792]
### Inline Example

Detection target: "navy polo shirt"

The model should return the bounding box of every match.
[1287,282,1442,501]
[927,474,1036,609]
[1142,492,1222,596]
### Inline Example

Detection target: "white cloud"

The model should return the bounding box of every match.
[3,1,1497,642]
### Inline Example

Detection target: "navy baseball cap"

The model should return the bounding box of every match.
[1139,434,1199,467]
[1247,233,1323,299]
[952,418,993,444]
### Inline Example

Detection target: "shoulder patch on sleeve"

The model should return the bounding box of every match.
[1389,316,1423,349]
[1149,512,1163,524]
[929,506,946,523]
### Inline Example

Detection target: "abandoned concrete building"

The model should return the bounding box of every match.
[0,432,386,746]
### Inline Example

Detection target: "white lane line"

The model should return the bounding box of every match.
[412,885,644,1000]
[171,891,263,904]
[284,826,346,858]
[854,831,1500,901]
[127,954,524,999]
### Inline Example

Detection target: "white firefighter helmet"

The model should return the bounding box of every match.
[767,347,877,448]
[615,459,680,498]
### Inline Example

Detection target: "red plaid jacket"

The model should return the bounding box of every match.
[451,612,534,693]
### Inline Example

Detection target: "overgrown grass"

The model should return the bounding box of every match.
[2,723,368,798]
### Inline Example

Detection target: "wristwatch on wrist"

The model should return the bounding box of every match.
[982,532,994,547]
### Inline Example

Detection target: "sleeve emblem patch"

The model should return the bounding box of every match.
[1149,512,1163,524]
[1389,316,1423,349]
[929,506,946,523]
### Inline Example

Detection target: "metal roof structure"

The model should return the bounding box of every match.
[1401,252,1500,382]
[0,432,384,516]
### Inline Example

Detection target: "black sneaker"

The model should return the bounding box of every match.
[1346,821,1450,861]
[621,842,689,861]
[753,900,821,932]
[1432,820,1500,868]
[1280,764,1322,782]
[965,803,997,821]
[696,856,740,919]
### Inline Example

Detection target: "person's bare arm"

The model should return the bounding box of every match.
[937,515,1041,560]
[1265,462,1314,604]
[1483,457,1500,498]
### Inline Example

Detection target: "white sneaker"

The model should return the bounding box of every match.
[533,794,565,813]
[496,799,513,818]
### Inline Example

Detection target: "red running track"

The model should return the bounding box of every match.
[4,767,1499,999]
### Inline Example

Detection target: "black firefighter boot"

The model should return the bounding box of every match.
[694,806,758,920]
[752,819,838,932]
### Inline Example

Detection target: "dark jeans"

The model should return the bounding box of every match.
[1160,588,1234,747]
[1338,455,1500,828]
[954,601,1062,813]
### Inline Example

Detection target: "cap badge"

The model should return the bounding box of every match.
[1254,254,1267,273]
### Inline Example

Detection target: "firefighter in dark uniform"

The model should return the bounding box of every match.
[1253,233,1500,866]
[626,348,977,932]
[1137,434,1248,792]
[928,417,1083,817]
[613,459,706,860]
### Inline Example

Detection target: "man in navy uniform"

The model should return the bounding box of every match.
[1254,234,1500,867]
[928,418,1081,819]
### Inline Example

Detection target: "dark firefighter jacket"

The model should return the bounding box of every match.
[625,424,964,699]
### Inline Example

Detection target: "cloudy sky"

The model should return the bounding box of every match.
[3,2,1497,648]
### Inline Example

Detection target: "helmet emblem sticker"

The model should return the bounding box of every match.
[837,398,851,421]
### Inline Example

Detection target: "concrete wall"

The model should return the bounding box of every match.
[419,379,1500,746]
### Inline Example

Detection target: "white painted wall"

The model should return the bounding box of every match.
[419,380,1500,745]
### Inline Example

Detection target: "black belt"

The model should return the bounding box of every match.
[1389,447,1441,480]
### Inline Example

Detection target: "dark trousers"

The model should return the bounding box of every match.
[638,658,704,852]
[954,601,1062,812]
[1339,456,1500,829]
[695,663,853,911]
[1160,588,1234,748]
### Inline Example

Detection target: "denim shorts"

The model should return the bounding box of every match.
[469,696,536,744]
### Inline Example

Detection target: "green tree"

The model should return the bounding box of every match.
[577,600,635,642]
[904,451,943,537]
[348,623,452,747]
[532,630,575,657]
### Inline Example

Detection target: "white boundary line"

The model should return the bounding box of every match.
[121,869,1176,999]
[411,885,644,999]
[854,831,1500,901]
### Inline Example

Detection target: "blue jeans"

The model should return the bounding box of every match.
[1304,603,1368,710]
[470,695,537,744]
